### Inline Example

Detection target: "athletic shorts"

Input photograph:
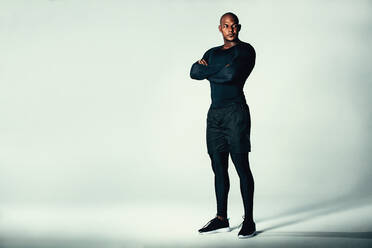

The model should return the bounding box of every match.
[206,102,251,154]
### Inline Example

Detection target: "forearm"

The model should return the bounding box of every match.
[190,62,226,80]
[207,64,238,83]
[208,58,254,84]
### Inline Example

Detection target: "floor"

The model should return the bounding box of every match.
[1,195,372,248]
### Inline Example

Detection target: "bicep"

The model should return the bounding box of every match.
[201,48,214,64]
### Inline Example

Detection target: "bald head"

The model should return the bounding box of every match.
[218,12,241,43]
[220,12,239,25]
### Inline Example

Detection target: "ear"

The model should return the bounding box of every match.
[218,24,222,33]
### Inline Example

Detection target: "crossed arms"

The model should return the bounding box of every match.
[190,48,255,84]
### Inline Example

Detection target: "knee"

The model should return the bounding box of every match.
[213,168,229,180]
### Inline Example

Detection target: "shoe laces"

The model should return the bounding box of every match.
[241,215,251,222]
[202,215,228,228]
[201,218,216,229]
[241,215,251,226]
[241,215,254,227]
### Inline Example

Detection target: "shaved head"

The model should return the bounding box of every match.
[218,12,241,43]
[220,12,239,25]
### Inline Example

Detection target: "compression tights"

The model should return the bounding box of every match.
[208,151,254,222]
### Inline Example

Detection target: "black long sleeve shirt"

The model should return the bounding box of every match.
[190,41,256,108]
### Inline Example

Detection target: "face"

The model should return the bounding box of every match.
[219,15,241,42]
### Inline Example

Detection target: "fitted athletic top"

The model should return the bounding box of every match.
[190,41,255,108]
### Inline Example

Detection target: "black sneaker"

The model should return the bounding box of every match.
[238,216,256,238]
[198,215,231,234]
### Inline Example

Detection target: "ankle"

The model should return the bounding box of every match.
[217,215,227,221]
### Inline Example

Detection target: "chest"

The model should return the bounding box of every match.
[209,48,236,65]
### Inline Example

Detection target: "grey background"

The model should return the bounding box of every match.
[1,0,371,208]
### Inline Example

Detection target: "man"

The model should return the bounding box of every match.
[189,12,256,238]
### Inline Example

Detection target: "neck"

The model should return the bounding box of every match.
[222,38,241,49]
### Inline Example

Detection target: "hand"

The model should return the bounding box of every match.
[198,59,208,66]
[225,64,230,67]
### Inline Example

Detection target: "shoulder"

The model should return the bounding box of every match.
[202,45,222,59]
[236,41,256,56]
[204,45,222,54]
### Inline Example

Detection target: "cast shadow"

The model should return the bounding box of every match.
[254,193,372,237]
[261,231,372,240]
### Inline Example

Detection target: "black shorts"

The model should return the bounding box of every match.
[206,102,251,154]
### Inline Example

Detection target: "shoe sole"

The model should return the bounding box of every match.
[199,227,231,234]
[238,231,256,239]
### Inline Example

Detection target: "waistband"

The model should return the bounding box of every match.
[210,94,247,109]
[209,101,248,110]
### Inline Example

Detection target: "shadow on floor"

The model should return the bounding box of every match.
[260,231,372,239]
[255,193,372,234]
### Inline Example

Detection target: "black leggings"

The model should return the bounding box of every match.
[208,151,254,222]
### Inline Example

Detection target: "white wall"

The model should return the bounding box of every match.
[0,0,371,206]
